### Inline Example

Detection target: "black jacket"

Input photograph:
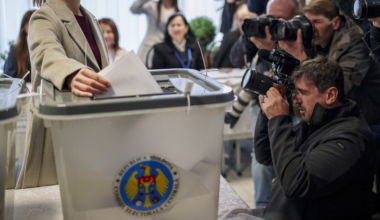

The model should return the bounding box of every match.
[255,100,374,220]
[363,24,380,65]
[152,40,204,71]
[213,30,240,68]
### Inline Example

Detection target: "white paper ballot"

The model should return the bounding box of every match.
[94,51,163,98]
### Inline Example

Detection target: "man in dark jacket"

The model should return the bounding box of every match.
[255,56,374,220]
[224,0,299,208]
[363,17,380,64]
[279,0,380,137]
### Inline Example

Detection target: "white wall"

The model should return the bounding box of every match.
[0,0,224,56]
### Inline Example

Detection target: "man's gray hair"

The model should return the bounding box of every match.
[291,56,345,102]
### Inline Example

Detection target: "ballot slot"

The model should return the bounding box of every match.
[38,69,234,117]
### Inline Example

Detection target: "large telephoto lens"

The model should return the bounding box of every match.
[352,0,380,20]
[242,15,274,38]
[269,15,313,49]
[241,69,273,95]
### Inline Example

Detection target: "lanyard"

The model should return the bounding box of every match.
[174,48,192,69]
[113,50,117,62]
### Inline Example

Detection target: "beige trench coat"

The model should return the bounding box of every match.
[17,0,109,189]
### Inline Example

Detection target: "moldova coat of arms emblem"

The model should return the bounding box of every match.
[114,154,180,217]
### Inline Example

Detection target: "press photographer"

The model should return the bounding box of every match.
[277,0,380,138]
[224,0,299,208]
[255,56,374,220]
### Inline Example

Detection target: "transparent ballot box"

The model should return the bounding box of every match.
[0,78,27,220]
[36,69,234,220]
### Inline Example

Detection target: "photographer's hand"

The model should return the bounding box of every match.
[369,17,380,28]
[278,29,308,61]
[250,26,276,50]
[261,88,289,120]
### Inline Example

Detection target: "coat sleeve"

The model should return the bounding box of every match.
[130,0,151,15]
[28,11,87,91]
[337,38,375,95]
[267,115,373,200]
[229,35,258,68]
[4,45,18,78]
[152,45,165,69]
[254,111,272,165]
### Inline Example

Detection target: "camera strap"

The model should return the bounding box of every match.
[174,48,192,69]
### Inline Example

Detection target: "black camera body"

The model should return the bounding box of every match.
[241,49,300,97]
[269,15,313,49]
[352,0,380,20]
[242,15,275,38]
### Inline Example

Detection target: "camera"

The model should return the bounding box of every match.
[242,15,275,38]
[269,15,313,49]
[352,0,380,20]
[241,49,300,97]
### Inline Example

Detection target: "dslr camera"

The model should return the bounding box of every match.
[242,15,275,38]
[352,0,380,20]
[241,49,300,98]
[269,15,314,49]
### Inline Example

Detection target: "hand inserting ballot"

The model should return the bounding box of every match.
[66,68,111,97]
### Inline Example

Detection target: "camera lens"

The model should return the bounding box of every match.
[352,0,363,19]
[242,15,274,38]
[276,23,286,39]
[243,19,259,37]
[241,69,273,95]
[352,0,380,20]
[269,15,313,49]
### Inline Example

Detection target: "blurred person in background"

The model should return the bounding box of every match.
[3,10,36,82]
[225,0,300,208]
[152,13,203,70]
[17,0,111,189]
[220,0,247,34]
[130,0,179,63]
[214,4,257,68]
[99,18,127,64]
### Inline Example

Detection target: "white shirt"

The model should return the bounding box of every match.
[172,39,186,52]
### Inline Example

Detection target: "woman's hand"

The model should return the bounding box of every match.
[65,68,111,97]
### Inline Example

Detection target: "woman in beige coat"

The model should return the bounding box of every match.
[17,0,111,188]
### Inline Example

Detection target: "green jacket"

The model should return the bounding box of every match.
[307,16,380,124]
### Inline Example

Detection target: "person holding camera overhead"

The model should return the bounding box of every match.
[225,0,300,209]
[254,56,374,220]
[151,13,204,70]
[130,0,179,63]
[17,0,111,189]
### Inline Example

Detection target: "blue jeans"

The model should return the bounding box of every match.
[250,104,274,208]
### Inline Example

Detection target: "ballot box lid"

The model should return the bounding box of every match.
[0,78,25,120]
[38,69,234,117]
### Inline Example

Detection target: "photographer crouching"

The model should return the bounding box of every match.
[254,56,374,220]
